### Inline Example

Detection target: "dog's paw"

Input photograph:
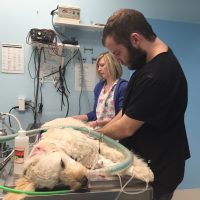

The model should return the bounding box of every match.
[3,193,26,200]
[125,155,154,183]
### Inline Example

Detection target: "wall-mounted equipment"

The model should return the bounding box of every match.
[29,29,56,44]
[58,5,80,24]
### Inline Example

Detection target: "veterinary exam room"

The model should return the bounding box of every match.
[0,0,199,200]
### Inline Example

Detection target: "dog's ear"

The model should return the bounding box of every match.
[59,153,89,190]
[3,177,35,200]
[60,159,65,169]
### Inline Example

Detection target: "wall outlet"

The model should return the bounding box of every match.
[18,97,25,111]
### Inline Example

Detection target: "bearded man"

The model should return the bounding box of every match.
[97,9,190,200]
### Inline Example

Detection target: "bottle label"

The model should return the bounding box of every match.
[14,147,25,164]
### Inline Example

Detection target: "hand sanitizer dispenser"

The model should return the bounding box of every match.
[14,130,29,176]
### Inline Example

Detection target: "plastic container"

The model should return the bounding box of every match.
[14,130,29,176]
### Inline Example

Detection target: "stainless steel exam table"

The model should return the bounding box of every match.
[0,158,153,200]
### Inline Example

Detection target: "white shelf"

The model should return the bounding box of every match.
[54,16,104,32]
[59,43,80,50]
[31,42,80,50]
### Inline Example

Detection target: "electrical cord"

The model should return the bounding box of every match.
[1,113,23,131]
[51,49,79,117]
[26,22,79,118]
[28,48,38,79]
[78,50,84,115]
[50,6,69,43]
[50,5,58,16]
[8,104,34,128]
[50,6,79,56]
[38,83,43,113]
[8,106,19,127]
[43,48,79,79]
[33,47,43,125]
[114,172,149,200]
[61,50,78,93]
[57,66,69,112]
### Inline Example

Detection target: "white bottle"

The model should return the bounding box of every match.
[14,130,29,176]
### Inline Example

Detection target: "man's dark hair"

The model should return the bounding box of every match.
[102,9,157,47]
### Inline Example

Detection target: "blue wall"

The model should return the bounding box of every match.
[149,19,200,189]
[0,0,200,189]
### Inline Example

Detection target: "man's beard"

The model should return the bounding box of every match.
[125,45,147,70]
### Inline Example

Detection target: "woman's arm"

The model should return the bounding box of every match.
[87,81,104,121]
[115,80,128,113]
[73,114,88,121]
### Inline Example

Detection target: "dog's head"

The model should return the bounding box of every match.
[23,141,88,190]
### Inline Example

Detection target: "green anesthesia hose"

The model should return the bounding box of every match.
[0,127,48,142]
[0,185,72,195]
[0,125,133,195]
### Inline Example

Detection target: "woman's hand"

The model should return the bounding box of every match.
[72,114,88,121]
[87,120,98,128]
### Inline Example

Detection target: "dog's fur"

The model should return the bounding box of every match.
[3,118,154,200]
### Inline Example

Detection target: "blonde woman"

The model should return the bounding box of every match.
[73,52,128,128]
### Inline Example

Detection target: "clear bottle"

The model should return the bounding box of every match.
[14,130,29,176]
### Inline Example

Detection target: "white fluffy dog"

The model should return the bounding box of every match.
[4,118,154,200]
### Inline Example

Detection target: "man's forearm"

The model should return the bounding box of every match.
[102,110,122,128]
[97,114,144,140]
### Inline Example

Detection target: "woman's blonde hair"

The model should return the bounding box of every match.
[96,52,122,80]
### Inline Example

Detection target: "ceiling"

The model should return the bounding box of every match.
[132,0,200,24]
